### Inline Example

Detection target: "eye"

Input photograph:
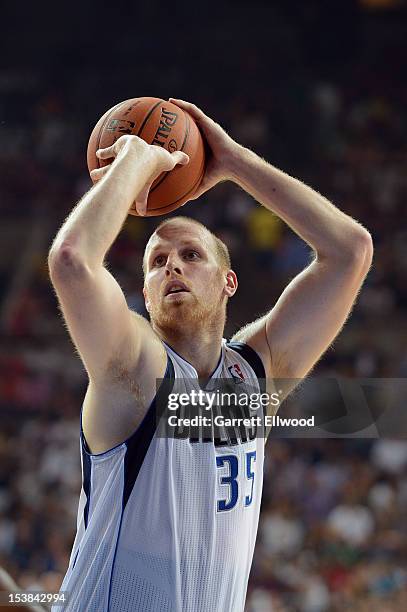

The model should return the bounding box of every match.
[183,250,200,261]
[153,254,166,267]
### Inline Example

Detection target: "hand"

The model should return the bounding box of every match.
[90,135,189,215]
[169,98,242,200]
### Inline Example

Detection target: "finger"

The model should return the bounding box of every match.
[96,146,115,160]
[135,183,152,216]
[90,166,110,182]
[135,198,148,216]
[171,151,189,167]
[169,98,206,121]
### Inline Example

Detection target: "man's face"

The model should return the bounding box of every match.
[143,221,236,333]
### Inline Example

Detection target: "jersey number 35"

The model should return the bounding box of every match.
[216,451,256,512]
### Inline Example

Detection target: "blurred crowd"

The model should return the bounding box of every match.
[247,438,407,611]
[1,0,406,610]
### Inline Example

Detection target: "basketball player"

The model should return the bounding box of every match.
[48,99,373,611]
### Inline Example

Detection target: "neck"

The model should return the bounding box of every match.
[154,320,225,379]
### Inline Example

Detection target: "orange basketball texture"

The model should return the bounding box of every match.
[87,97,205,216]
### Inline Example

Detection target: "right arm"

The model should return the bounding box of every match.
[48,136,188,451]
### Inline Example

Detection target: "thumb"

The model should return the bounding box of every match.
[188,175,218,200]
[135,182,152,216]
[96,145,116,160]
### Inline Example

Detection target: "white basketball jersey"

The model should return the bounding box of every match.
[55,340,266,612]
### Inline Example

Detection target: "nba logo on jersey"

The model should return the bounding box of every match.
[228,363,245,383]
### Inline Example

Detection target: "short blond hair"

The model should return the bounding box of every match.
[143,216,231,275]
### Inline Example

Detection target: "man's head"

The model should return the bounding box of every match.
[143,217,237,335]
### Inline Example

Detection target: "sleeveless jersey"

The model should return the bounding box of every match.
[55,340,266,612]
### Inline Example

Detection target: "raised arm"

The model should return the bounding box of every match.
[228,148,373,380]
[48,135,188,451]
[169,100,373,384]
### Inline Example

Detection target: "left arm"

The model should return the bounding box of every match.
[227,147,373,379]
[170,99,373,380]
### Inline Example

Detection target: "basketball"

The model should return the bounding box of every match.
[87,97,206,216]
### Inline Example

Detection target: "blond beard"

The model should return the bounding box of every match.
[150,293,226,337]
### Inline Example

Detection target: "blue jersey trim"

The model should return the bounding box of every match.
[122,355,175,509]
[226,341,266,382]
[227,342,268,436]
[79,354,174,537]
[106,508,125,612]
[163,340,223,379]
[81,443,92,530]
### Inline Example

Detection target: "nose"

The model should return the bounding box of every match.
[165,251,182,276]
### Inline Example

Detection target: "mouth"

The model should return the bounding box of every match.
[164,281,190,297]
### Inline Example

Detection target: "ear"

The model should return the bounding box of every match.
[224,270,238,298]
[143,286,151,313]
